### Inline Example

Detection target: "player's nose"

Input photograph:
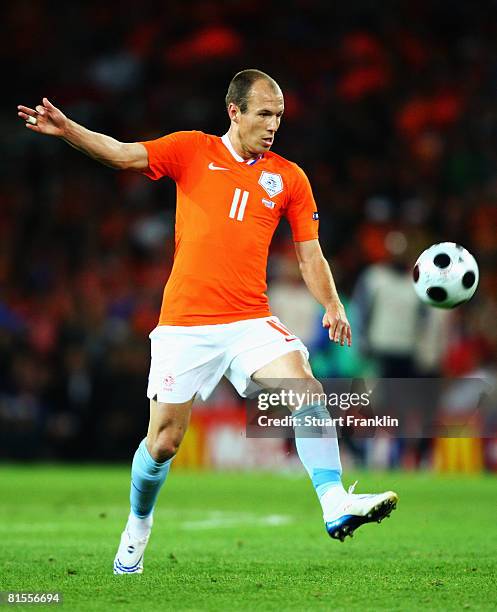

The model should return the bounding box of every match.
[267,116,279,132]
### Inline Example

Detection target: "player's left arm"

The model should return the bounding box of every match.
[294,239,352,347]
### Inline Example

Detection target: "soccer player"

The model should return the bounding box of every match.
[18,69,398,574]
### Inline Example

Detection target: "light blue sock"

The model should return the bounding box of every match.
[130,438,172,518]
[293,404,344,499]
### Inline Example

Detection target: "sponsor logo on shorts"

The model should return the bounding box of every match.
[163,374,175,391]
[267,319,298,342]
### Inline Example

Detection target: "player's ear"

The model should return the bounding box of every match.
[227,102,240,123]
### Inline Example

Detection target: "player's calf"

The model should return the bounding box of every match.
[113,438,172,574]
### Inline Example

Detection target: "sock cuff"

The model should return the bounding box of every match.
[138,439,172,471]
[312,468,342,488]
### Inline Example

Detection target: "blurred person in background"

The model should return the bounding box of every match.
[353,229,431,377]
[351,228,450,468]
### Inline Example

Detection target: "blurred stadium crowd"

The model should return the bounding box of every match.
[1,0,497,462]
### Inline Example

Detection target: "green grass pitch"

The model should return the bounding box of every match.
[1,465,496,611]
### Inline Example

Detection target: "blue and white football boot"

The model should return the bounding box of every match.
[324,481,398,542]
[113,524,150,574]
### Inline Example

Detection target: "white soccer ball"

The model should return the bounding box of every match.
[412,242,479,309]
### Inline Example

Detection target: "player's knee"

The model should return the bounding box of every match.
[149,439,179,462]
[285,376,325,411]
[149,432,183,462]
[293,375,323,398]
[306,377,324,397]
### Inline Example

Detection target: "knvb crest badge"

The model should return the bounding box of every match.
[258,171,284,198]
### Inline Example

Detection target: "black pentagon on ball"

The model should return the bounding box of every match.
[413,264,420,283]
[462,271,476,289]
[433,253,451,268]
[427,286,447,302]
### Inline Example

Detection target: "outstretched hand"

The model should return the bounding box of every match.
[323,301,352,347]
[17,97,67,137]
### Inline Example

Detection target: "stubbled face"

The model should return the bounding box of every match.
[230,80,284,158]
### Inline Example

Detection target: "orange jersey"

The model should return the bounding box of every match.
[140,131,319,325]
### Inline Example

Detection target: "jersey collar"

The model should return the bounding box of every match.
[221,133,263,166]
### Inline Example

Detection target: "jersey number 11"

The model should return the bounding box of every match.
[229,188,249,222]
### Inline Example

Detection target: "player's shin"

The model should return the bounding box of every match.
[129,438,172,536]
[293,404,346,513]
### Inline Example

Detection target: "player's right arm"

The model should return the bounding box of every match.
[17,97,148,171]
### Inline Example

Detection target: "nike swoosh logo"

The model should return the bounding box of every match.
[285,337,298,342]
[208,162,229,171]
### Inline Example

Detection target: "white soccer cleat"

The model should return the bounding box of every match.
[324,481,398,542]
[113,525,150,574]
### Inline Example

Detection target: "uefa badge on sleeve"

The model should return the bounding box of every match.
[313,212,319,220]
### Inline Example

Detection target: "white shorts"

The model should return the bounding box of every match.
[147,316,308,403]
